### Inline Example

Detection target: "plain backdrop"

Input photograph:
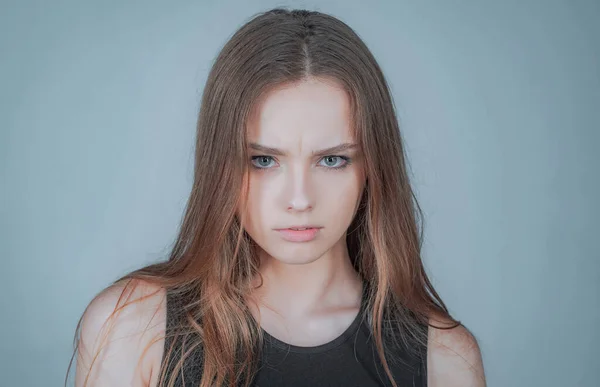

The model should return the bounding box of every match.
[1,1,598,386]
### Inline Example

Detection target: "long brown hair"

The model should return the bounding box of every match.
[67,7,460,387]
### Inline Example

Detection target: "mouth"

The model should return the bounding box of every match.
[275,225,322,230]
[275,227,322,242]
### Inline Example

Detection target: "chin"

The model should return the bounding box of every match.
[262,245,325,266]
[275,255,322,265]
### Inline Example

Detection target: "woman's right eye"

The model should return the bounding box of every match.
[250,156,276,169]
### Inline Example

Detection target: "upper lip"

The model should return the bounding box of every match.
[276,225,322,230]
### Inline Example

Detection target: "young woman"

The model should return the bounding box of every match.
[69,7,486,387]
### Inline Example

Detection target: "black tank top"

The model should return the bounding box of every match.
[160,287,428,386]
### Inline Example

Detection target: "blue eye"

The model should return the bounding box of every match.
[319,156,349,169]
[250,156,351,171]
[251,156,276,169]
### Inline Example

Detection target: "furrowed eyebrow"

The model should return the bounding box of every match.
[248,142,358,157]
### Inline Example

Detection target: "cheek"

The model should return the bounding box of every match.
[240,176,272,233]
[240,169,365,234]
[322,170,363,205]
[326,182,363,224]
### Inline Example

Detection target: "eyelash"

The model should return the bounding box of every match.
[250,155,352,171]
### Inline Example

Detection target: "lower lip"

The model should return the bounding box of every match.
[276,228,320,242]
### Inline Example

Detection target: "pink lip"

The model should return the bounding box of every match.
[276,227,321,242]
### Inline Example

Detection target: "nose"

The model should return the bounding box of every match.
[284,162,314,213]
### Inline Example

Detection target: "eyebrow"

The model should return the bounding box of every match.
[248,142,359,157]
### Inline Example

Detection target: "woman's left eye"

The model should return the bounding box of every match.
[250,155,351,170]
[319,156,349,169]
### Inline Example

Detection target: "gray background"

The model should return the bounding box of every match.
[1,1,598,386]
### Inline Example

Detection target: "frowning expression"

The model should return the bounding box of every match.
[238,77,366,265]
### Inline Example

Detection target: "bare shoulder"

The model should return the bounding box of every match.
[427,315,486,387]
[76,278,167,387]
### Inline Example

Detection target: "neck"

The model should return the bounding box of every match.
[250,238,363,317]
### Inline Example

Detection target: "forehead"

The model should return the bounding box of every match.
[246,78,354,149]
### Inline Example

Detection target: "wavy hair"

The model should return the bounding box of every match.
[67,7,459,387]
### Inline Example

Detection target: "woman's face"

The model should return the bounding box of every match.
[238,77,366,266]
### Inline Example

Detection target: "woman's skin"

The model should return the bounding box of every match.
[76,77,486,387]
[239,77,366,347]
